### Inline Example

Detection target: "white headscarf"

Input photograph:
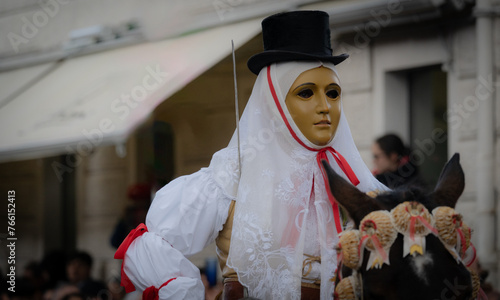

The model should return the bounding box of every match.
[209,61,388,299]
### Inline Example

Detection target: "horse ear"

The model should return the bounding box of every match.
[321,160,381,227]
[431,153,465,208]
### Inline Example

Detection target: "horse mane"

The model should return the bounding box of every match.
[375,186,439,212]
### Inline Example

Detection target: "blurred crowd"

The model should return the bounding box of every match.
[0,250,120,300]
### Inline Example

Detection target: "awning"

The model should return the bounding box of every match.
[0,18,261,163]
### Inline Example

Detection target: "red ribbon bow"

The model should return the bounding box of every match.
[143,286,159,300]
[114,223,148,292]
[266,66,360,235]
[317,147,360,234]
[142,278,177,300]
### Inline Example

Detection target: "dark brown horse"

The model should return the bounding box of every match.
[322,154,478,300]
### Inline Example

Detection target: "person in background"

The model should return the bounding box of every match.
[45,284,80,300]
[5,278,36,300]
[372,133,425,189]
[110,183,151,249]
[61,293,85,300]
[66,251,108,300]
[40,250,68,299]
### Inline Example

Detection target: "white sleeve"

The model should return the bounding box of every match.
[122,168,233,299]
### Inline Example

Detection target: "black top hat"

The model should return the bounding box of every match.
[247,10,348,75]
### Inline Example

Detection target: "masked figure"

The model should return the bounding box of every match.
[115,11,388,300]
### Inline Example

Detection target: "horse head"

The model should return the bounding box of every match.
[322,154,479,300]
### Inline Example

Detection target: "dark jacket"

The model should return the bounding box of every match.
[375,159,426,190]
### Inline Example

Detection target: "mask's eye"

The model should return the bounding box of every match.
[326,89,340,100]
[297,89,313,99]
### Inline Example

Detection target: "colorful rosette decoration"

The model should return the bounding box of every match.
[359,211,397,270]
[335,275,360,300]
[432,207,459,246]
[337,230,361,270]
[432,206,475,265]
[391,201,437,257]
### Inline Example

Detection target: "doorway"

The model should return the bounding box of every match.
[384,65,448,189]
[408,66,448,188]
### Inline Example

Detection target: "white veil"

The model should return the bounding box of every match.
[209,61,388,299]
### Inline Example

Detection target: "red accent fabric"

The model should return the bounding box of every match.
[398,155,410,166]
[408,215,439,241]
[114,223,148,293]
[266,65,360,235]
[142,278,177,300]
[456,227,467,255]
[409,217,416,241]
[478,287,488,300]
[465,243,477,267]
[359,232,387,263]
[142,286,159,300]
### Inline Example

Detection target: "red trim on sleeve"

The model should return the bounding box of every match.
[142,278,177,300]
[114,223,148,293]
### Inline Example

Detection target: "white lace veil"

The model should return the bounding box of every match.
[209,61,388,299]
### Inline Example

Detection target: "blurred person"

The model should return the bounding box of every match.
[372,133,425,189]
[107,276,127,300]
[110,183,151,249]
[40,250,68,296]
[61,293,84,300]
[23,261,44,300]
[44,284,79,300]
[66,251,108,300]
[6,278,36,300]
[199,268,223,300]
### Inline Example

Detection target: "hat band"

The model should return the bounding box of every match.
[267,45,332,56]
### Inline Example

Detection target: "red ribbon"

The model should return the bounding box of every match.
[453,217,469,256]
[142,278,177,300]
[408,215,438,241]
[464,243,477,267]
[456,227,467,255]
[266,66,360,235]
[114,223,148,293]
[359,221,388,264]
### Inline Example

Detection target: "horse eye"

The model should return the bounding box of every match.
[297,89,313,99]
[327,90,339,99]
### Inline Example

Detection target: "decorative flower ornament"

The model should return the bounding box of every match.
[391,201,437,257]
[433,206,459,246]
[432,206,475,265]
[335,274,361,300]
[337,230,361,270]
[359,211,397,270]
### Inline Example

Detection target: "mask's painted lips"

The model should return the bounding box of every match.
[315,120,331,126]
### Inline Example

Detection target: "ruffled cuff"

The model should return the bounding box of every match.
[114,228,204,298]
[142,277,204,300]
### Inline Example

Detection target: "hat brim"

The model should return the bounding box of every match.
[247,51,349,75]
